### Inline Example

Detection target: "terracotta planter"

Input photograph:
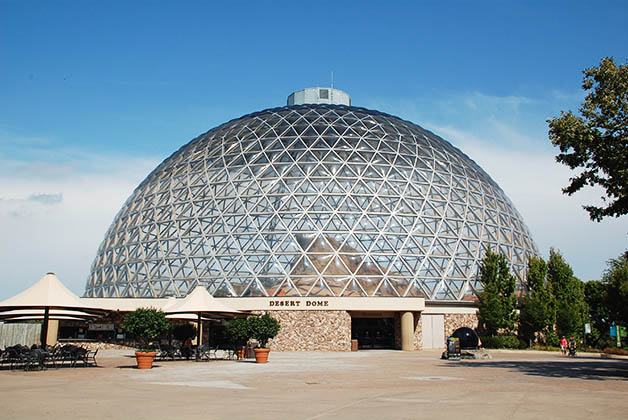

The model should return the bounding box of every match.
[253,348,270,363]
[236,347,246,360]
[135,351,156,369]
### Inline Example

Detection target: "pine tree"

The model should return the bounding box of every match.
[519,256,556,345]
[548,249,586,338]
[477,249,517,336]
[603,251,628,325]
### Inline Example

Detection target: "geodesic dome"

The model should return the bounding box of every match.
[85,104,538,300]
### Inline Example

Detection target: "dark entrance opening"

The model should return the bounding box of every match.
[351,318,395,349]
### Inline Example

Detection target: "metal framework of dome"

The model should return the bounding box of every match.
[85,104,538,300]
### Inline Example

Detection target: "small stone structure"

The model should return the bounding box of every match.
[461,349,492,359]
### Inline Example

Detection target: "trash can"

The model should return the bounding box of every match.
[447,337,460,360]
[351,339,359,352]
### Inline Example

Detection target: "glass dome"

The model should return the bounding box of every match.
[85,104,538,300]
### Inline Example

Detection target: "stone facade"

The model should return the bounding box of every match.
[266,310,352,351]
[444,313,479,337]
[414,312,423,350]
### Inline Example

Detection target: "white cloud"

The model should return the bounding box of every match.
[427,123,628,281]
[0,151,160,300]
[28,192,63,205]
[442,91,537,115]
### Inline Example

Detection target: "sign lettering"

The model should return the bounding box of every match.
[268,299,329,308]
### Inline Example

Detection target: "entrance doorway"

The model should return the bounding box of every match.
[351,318,395,349]
[422,314,445,349]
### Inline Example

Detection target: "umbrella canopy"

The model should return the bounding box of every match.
[0,273,107,345]
[0,308,101,320]
[165,285,243,360]
[165,313,216,321]
[165,285,242,316]
[0,273,101,312]
[2,315,93,322]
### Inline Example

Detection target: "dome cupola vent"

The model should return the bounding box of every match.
[287,87,351,106]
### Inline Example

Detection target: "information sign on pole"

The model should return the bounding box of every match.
[610,326,617,337]
[584,323,591,334]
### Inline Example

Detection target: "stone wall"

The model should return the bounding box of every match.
[444,313,479,337]
[413,313,423,350]
[266,310,351,351]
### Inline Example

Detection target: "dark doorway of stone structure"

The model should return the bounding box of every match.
[351,318,395,349]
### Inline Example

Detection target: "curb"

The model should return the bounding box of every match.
[600,353,628,360]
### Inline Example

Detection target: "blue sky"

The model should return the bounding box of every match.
[1,1,627,298]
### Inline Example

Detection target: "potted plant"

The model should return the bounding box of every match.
[226,317,250,359]
[122,307,171,369]
[247,313,280,363]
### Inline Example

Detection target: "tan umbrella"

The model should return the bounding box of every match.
[165,285,244,361]
[0,273,107,345]
[0,309,101,319]
[165,313,216,321]
[2,315,92,322]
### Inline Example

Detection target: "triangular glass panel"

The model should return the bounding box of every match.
[292,275,317,295]
[341,278,367,297]
[373,279,400,297]
[270,278,300,297]
[307,278,335,297]
[404,280,428,298]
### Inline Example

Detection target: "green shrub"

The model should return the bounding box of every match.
[480,334,521,349]
[122,308,171,351]
[226,318,250,347]
[247,313,281,348]
[517,338,529,349]
[533,344,561,352]
[544,331,560,347]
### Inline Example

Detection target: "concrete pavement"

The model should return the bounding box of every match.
[1,349,626,419]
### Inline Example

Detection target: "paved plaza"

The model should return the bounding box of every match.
[1,349,627,419]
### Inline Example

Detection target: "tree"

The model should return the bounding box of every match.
[477,249,517,336]
[247,313,281,348]
[547,249,587,338]
[547,57,628,221]
[584,279,610,347]
[603,251,628,325]
[122,308,171,350]
[519,256,556,344]
[226,317,251,347]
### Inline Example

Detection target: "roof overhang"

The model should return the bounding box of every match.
[79,296,425,313]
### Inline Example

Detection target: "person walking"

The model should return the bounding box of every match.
[568,337,577,357]
[560,336,568,355]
